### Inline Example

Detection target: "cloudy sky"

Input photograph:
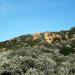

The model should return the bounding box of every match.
[0,0,75,41]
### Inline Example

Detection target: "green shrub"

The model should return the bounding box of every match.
[59,46,75,56]
[26,39,40,47]
[25,68,45,75]
[69,68,75,74]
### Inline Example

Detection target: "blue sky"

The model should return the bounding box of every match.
[0,0,75,41]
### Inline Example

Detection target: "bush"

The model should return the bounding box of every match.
[59,46,75,56]
[25,68,45,75]
[1,71,11,75]
[26,39,40,47]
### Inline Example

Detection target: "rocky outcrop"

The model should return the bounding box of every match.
[32,32,41,41]
[44,32,61,43]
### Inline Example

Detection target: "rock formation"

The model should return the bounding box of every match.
[44,32,61,43]
[32,32,41,41]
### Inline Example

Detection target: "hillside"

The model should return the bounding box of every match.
[0,27,75,75]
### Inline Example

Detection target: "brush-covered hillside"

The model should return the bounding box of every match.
[0,27,75,75]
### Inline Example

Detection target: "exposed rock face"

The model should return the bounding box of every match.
[32,32,41,41]
[0,27,75,75]
[44,32,61,43]
[32,32,61,43]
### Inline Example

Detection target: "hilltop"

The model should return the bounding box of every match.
[0,27,75,75]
